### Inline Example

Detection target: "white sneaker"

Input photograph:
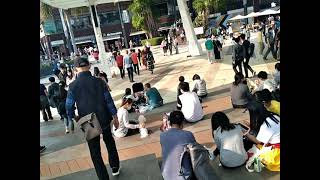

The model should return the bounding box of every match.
[112,166,121,176]
[65,128,70,134]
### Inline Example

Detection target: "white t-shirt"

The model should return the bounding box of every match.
[256,116,280,144]
[113,107,139,138]
[179,92,203,122]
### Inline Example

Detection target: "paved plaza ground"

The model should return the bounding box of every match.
[40,34,279,179]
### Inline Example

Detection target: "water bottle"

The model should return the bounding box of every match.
[254,157,262,172]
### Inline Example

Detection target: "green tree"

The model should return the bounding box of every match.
[193,0,225,29]
[40,2,53,23]
[129,0,158,38]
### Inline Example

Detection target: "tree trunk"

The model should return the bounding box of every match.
[146,10,159,38]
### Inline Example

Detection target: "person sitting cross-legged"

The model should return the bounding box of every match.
[179,82,203,123]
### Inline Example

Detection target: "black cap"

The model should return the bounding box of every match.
[74,57,89,67]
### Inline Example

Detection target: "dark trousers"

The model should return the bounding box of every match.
[88,126,120,180]
[133,64,140,75]
[127,67,134,82]
[264,43,276,59]
[232,60,243,75]
[41,105,52,121]
[168,43,172,55]
[118,66,125,79]
[243,57,254,78]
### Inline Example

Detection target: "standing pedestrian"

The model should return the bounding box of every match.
[56,81,74,134]
[40,83,53,121]
[137,49,142,66]
[58,63,67,83]
[228,24,233,38]
[146,47,155,74]
[48,77,62,119]
[173,36,179,54]
[212,35,223,61]
[161,39,168,56]
[116,52,125,79]
[232,37,244,75]
[257,27,265,58]
[263,22,278,60]
[240,34,256,78]
[130,49,140,75]
[205,36,214,64]
[129,40,133,50]
[141,46,148,69]
[66,57,121,179]
[167,35,173,55]
[123,50,134,83]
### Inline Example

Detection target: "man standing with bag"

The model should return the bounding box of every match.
[66,57,120,180]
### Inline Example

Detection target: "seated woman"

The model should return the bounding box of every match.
[231,72,252,108]
[192,74,208,103]
[112,98,145,138]
[255,89,280,116]
[211,112,249,168]
[122,88,139,113]
[245,101,280,171]
[160,111,197,180]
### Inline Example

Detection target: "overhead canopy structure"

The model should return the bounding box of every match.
[228,15,246,21]
[41,0,130,9]
[259,9,279,16]
[244,12,260,18]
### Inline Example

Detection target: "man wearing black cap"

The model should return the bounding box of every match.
[66,57,120,179]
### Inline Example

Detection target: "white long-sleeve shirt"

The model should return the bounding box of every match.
[113,106,139,138]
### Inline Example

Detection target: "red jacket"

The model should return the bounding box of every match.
[116,55,124,67]
[131,53,138,64]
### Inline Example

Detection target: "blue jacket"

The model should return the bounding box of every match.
[66,71,117,129]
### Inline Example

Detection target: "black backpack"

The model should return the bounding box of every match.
[249,43,255,57]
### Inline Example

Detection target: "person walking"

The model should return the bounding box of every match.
[257,27,265,58]
[130,49,140,75]
[40,83,53,121]
[240,34,256,78]
[66,57,121,180]
[137,49,142,66]
[167,35,173,55]
[205,36,214,64]
[123,50,134,83]
[232,36,244,75]
[116,52,125,79]
[56,81,74,133]
[173,36,179,54]
[161,39,168,56]
[212,35,222,61]
[146,47,155,74]
[263,22,278,60]
[48,77,62,119]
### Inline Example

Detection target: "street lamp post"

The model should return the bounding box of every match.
[117,2,129,49]
[243,0,248,25]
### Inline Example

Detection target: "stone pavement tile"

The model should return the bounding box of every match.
[75,158,91,171]
[56,161,72,175]
[49,162,62,176]
[40,164,51,177]
[84,156,94,168]
[66,160,81,172]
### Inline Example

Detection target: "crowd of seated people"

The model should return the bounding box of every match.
[115,63,280,176]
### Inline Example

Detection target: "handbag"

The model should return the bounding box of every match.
[77,113,102,141]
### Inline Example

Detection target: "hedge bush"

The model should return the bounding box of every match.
[141,37,163,46]
[40,63,54,78]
